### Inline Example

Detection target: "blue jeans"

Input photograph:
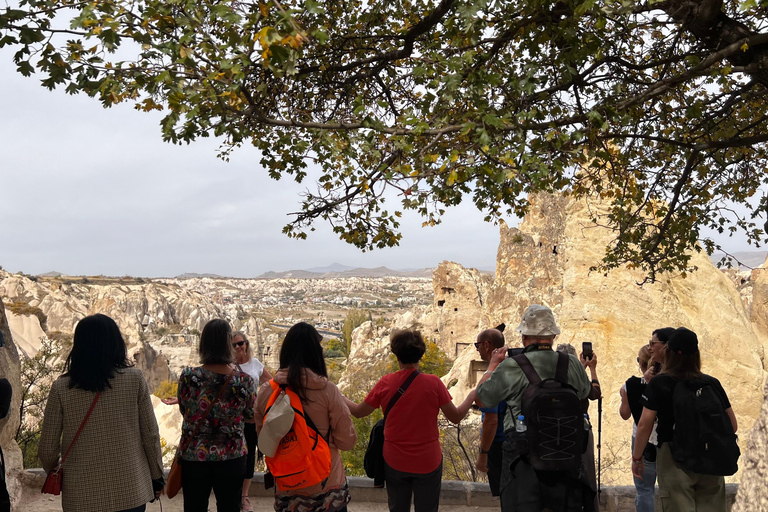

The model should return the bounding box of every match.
[632,437,657,512]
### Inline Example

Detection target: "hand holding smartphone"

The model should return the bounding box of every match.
[581,342,593,361]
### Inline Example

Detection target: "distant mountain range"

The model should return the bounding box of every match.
[257,264,436,279]
[174,273,226,279]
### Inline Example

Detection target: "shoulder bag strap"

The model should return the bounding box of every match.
[179,369,235,451]
[555,351,569,384]
[60,391,101,467]
[383,370,420,422]
[512,353,542,385]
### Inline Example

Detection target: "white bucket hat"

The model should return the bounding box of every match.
[516,304,561,336]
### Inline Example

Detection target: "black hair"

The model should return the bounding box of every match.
[279,322,328,401]
[199,319,234,365]
[390,329,426,364]
[659,348,702,380]
[64,314,132,392]
[652,327,675,343]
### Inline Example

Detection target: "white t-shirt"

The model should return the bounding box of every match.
[240,357,265,383]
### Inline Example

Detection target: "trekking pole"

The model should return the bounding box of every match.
[597,396,602,502]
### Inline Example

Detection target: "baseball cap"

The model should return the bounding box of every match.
[667,327,698,355]
[516,304,561,336]
[258,389,295,458]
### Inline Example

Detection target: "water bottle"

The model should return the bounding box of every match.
[583,414,590,452]
[583,414,590,431]
[516,415,529,456]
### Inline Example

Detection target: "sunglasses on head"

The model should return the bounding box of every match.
[232,341,246,347]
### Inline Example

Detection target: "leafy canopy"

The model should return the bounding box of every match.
[2,0,768,280]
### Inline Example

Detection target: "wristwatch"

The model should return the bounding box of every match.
[479,448,490,455]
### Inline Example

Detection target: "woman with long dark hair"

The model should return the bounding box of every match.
[39,314,164,512]
[254,322,357,512]
[176,319,256,512]
[631,327,738,511]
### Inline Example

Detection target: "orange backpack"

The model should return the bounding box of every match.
[263,380,332,491]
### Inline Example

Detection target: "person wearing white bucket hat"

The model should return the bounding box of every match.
[476,304,592,512]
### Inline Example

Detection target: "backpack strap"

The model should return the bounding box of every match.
[512,353,542,385]
[383,370,420,422]
[555,351,569,384]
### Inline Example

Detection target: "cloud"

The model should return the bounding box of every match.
[0,60,503,277]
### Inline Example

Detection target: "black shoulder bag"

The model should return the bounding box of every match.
[363,370,420,487]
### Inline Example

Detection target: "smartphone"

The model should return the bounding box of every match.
[582,342,593,360]
[507,347,524,357]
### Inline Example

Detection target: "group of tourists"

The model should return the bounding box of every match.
[34,303,739,512]
[474,307,739,512]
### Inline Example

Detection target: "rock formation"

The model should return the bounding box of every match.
[733,376,768,511]
[0,270,227,389]
[0,301,24,509]
[339,193,768,486]
[481,193,766,484]
[432,262,493,357]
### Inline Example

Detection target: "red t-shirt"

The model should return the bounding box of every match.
[364,369,452,474]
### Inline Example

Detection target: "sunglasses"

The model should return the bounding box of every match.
[232,341,246,348]
[474,341,486,349]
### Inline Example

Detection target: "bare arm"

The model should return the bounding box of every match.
[441,389,477,424]
[619,386,632,420]
[727,407,738,433]
[631,407,657,478]
[259,368,273,385]
[476,412,498,472]
[343,396,376,418]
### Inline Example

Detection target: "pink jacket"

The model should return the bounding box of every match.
[255,368,357,496]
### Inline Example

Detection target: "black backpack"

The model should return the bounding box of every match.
[514,352,585,472]
[669,378,739,476]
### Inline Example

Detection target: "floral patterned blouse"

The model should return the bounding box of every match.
[177,367,256,461]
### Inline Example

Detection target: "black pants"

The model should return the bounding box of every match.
[244,422,258,479]
[384,460,442,512]
[499,434,588,512]
[487,439,504,497]
[181,456,246,512]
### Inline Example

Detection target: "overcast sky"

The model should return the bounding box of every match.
[1,59,762,278]
[0,59,506,278]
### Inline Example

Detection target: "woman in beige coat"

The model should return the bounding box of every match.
[254,322,357,512]
[39,314,164,512]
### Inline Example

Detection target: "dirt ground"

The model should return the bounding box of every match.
[17,490,499,512]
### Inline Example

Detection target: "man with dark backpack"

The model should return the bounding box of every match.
[632,327,739,512]
[476,305,592,512]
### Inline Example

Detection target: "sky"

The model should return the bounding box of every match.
[1,59,763,278]
[0,59,503,278]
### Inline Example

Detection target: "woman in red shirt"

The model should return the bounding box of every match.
[345,329,476,512]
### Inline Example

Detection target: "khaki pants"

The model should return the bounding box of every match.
[657,443,726,512]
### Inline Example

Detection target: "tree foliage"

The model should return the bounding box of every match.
[153,378,178,399]
[3,0,768,279]
[16,337,65,468]
[388,340,451,377]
